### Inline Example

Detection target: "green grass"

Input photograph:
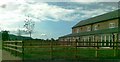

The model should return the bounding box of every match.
[22,46,119,60]
[0,41,2,49]
[3,40,120,60]
[76,48,96,59]
[3,40,120,61]
[98,49,114,58]
[0,41,1,62]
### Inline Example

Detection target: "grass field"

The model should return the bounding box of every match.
[22,45,120,60]
[3,40,120,61]
[0,41,2,62]
[0,41,2,49]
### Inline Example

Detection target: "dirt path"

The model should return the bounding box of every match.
[2,50,22,60]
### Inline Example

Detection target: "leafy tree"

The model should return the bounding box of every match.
[51,38,55,41]
[2,31,9,41]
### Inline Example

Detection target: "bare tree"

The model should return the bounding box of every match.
[17,29,22,36]
[24,16,35,37]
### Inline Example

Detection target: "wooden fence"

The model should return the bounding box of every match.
[3,41,23,58]
[2,40,120,61]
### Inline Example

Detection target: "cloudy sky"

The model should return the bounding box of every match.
[0,0,119,39]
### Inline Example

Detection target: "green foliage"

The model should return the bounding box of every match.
[2,31,9,41]
[0,42,1,49]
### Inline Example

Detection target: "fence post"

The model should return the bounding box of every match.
[113,34,116,57]
[95,47,97,57]
[115,34,118,57]
[15,41,17,56]
[75,39,77,60]
[50,40,53,61]
[22,41,24,61]
[95,40,98,58]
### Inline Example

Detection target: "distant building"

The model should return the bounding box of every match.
[59,9,120,47]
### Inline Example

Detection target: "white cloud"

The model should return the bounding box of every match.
[0,0,26,26]
[22,0,120,2]
[22,3,76,22]
[74,0,97,2]
[41,33,47,36]
[0,1,76,24]
[0,0,79,36]
[73,0,120,2]
[0,1,118,38]
[80,8,117,19]
[0,0,118,28]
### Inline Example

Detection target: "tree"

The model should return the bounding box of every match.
[17,29,22,36]
[2,31,9,41]
[51,38,55,41]
[24,16,35,37]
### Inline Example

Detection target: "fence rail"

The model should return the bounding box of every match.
[3,41,23,57]
[2,40,120,61]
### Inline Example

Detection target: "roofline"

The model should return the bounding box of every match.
[72,9,120,29]
[72,17,119,29]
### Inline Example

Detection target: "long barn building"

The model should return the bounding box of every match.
[59,9,120,47]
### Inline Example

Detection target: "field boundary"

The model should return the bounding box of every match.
[2,40,120,61]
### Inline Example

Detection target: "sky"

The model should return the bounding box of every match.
[0,0,119,39]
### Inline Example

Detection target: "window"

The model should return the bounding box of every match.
[73,29,77,33]
[76,28,79,33]
[87,27,91,31]
[94,24,99,30]
[80,28,82,31]
[81,28,82,30]
[109,23,115,28]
